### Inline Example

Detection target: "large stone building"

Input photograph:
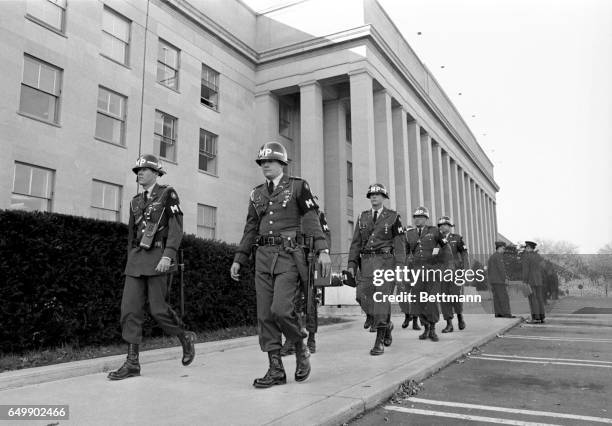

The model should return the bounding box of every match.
[0,0,499,303]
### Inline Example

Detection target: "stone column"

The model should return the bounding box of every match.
[449,158,461,234]
[349,71,376,213]
[254,91,278,144]
[323,100,348,254]
[392,106,411,220]
[299,81,325,204]
[432,142,445,220]
[464,172,476,262]
[407,121,423,213]
[420,133,436,220]
[373,89,396,209]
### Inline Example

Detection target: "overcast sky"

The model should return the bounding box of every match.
[377,0,612,253]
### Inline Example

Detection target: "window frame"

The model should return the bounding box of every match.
[156,38,180,91]
[198,129,218,175]
[196,204,217,240]
[278,101,293,139]
[90,179,122,222]
[154,110,178,162]
[200,63,220,111]
[25,0,67,35]
[101,6,131,66]
[19,54,63,124]
[95,86,127,146]
[11,162,55,212]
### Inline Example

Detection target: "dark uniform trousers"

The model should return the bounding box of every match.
[491,283,511,316]
[255,246,305,352]
[412,263,441,324]
[121,273,183,344]
[397,280,416,317]
[349,207,405,329]
[121,183,184,345]
[439,233,468,320]
[358,254,395,327]
[528,285,546,320]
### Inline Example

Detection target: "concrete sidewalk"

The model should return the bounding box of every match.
[0,314,520,426]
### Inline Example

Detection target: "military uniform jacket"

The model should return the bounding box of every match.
[487,251,506,284]
[233,175,329,266]
[439,232,468,270]
[124,183,183,277]
[522,251,543,287]
[348,207,406,271]
[405,225,447,267]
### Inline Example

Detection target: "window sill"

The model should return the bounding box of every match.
[17,112,61,128]
[99,53,131,70]
[94,137,127,149]
[25,15,67,38]
[200,102,220,113]
[157,81,180,94]
[160,158,178,165]
[198,169,219,178]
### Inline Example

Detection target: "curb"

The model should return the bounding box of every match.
[267,317,522,426]
[0,320,356,391]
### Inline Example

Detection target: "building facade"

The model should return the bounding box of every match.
[0,0,499,304]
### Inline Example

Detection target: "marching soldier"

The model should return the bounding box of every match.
[348,184,405,355]
[437,216,469,333]
[230,142,331,388]
[405,207,447,342]
[522,241,546,323]
[108,154,195,380]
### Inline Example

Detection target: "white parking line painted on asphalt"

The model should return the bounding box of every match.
[480,353,612,365]
[383,406,561,426]
[470,356,612,368]
[403,398,612,424]
[502,335,612,343]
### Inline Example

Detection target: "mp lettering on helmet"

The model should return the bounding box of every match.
[259,148,272,157]
[137,157,147,167]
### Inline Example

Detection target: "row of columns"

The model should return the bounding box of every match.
[256,71,498,263]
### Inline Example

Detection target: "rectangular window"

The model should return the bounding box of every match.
[201,64,219,110]
[197,204,216,239]
[11,162,54,212]
[19,55,62,123]
[279,101,292,139]
[101,7,131,65]
[26,0,66,33]
[347,161,353,198]
[154,110,177,162]
[345,110,352,143]
[91,180,121,221]
[95,86,126,145]
[157,39,179,90]
[198,129,218,175]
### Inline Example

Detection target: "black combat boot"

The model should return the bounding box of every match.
[412,316,421,330]
[108,343,140,380]
[418,321,430,340]
[383,321,393,347]
[370,327,386,355]
[280,339,295,356]
[458,314,466,330]
[307,333,316,354]
[363,315,373,329]
[294,340,311,382]
[428,322,439,342]
[401,314,411,329]
[177,331,196,366]
[253,350,286,388]
[442,319,454,333]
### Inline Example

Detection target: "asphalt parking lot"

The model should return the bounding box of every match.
[351,297,612,426]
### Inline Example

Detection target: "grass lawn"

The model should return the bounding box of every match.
[0,317,350,373]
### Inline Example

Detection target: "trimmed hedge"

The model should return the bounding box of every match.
[0,210,255,354]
